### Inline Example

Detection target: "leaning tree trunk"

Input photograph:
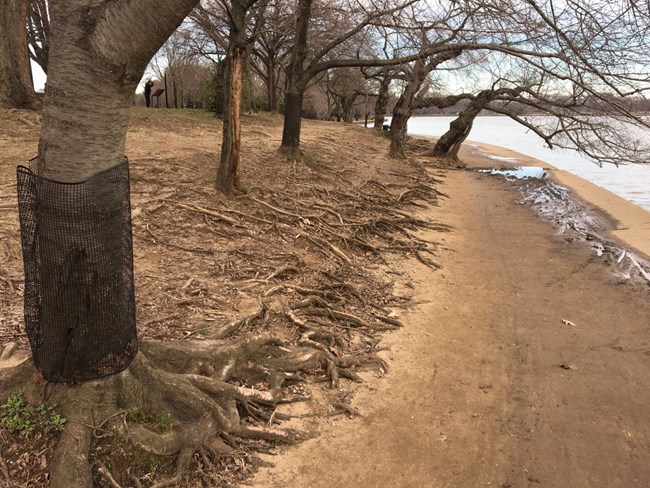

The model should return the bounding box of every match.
[388,72,422,158]
[388,60,428,158]
[429,95,492,159]
[388,110,411,158]
[0,0,41,110]
[430,112,477,159]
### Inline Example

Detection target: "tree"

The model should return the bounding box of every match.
[279,0,453,158]
[216,0,267,194]
[372,67,394,130]
[5,1,202,486]
[5,3,376,486]
[327,67,366,123]
[388,48,463,157]
[428,86,524,159]
[0,0,41,109]
[27,0,49,74]
[250,1,293,112]
[192,0,268,194]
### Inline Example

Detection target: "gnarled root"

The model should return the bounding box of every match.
[2,333,380,487]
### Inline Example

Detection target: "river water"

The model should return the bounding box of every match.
[406,116,650,212]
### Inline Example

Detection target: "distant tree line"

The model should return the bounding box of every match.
[2,0,650,190]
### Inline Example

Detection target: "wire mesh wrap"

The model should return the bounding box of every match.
[16,158,138,382]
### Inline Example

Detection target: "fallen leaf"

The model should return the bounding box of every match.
[559,363,577,370]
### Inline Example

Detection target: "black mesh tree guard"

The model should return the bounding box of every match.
[16,158,138,382]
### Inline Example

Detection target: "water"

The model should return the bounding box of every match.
[406,116,650,212]
[477,167,547,179]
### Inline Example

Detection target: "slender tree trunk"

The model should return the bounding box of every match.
[216,46,246,194]
[279,89,304,158]
[0,0,41,110]
[265,59,279,112]
[164,72,169,108]
[373,70,390,130]
[215,0,261,194]
[279,0,312,157]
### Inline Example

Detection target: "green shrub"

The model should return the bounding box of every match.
[1,393,66,435]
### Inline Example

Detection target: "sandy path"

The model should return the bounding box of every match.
[252,169,650,487]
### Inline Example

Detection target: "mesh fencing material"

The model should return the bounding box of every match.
[16,158,138,382]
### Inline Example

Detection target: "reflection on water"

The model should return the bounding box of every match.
[406,116,650,212]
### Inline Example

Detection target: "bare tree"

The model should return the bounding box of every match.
[388,48,463,157]
[428,86,524,158]
[27,0,49,73]
[327,67,366,122]
[250,0,293,112]
[0,0,41,109]
[279,0,463,158]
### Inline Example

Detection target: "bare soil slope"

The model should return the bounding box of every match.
[1,110,649,487]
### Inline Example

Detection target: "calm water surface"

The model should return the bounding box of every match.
[406,116,650,212]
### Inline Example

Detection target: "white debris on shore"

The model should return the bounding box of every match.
[482,167,650,286]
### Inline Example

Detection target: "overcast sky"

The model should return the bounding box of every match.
[32,61,46,92]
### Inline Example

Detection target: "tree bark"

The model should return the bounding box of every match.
[279,0,312,156]
[215,0,262,195]
[279,90,305,158]
[216,46,246,194]
[0,0,41,110]
[373,69,391,130]
[388,62,424,158]
[38,0,198,181]
[430,88,521,159]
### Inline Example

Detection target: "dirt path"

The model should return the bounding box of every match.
[252,169,650,487]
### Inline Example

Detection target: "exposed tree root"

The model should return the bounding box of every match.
[1,332,387,487]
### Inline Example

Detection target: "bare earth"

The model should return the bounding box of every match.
[2,111,650,487]
[253,153,650,486]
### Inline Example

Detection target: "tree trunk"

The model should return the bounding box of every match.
[279,90,304,158]
[0,0,41,110]
[216,46,246,194]
[342,95,356,123]
[215,0,262,195]
[388,49,464,158]
[388,111,410,158]
[278,0,312,157]
[430,91,499,159]
[265,58,279,112]
[164,72,169,108]
[431,114,475,158]
[373,70,390,130]
[21,2,199,486]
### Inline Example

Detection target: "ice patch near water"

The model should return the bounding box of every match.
[478,166,547,179]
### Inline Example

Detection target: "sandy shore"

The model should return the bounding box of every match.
[253,143,650,487]
[457,140,650,260]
